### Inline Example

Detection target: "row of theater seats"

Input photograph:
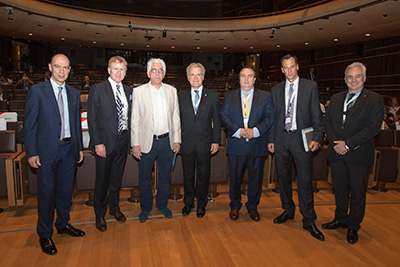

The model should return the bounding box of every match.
[1,128,399,208]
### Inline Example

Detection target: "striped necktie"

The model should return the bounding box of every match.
[116,84,123,132]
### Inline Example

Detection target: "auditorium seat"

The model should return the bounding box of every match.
[7,121,24,152]
[373,130,400,192]
[75,150,96,205]
[209,146,228,198]
[121,153,140,203]
[170,153,184,200]
[0,100,8,111]
[312,146,329,193]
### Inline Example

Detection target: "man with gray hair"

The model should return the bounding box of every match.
[131,58,181,223]
[178,62,221,218]
[323,62,384,244]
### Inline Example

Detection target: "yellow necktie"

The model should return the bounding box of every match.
[243,92,249,128]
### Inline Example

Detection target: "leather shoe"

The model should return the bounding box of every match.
[182,205,193,216]
[273,212,294,224]
[57,224,85,237]
[109,207,126,222]
[196,207,206,218]
[347,229,358,244]
[229,209,239,220]
[303,224,325,241]
[39,238,57,255]
[322,220,347,230]
[249,210,260,222]
[96,217,107,232]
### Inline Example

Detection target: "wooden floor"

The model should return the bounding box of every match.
[0,182,400,267]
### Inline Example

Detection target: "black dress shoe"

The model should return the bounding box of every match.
[273,212,294,224]
[347,229,358,244]
[96,217,107,232]
[303,224,325,241]
[322,220,348,230]
[39,238,57,255]
[196,207,206,218]
[229,209,239,220]
[182,205,193,216]
[57,224,85,237]
[249,210,260,222]
[109,207,126,222]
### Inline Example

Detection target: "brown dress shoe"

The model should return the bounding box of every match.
[229,209,239,220]
[96,217,107,232]
[109,207,126,222]
[249,210,260,222]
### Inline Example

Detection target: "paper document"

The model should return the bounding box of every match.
[301,127,314,152]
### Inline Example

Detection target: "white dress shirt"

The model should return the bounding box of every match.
[50,78,71,138]
[285,77,299,131]
[151,82,169,135]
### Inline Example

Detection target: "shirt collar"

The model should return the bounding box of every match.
[50,78,65,90]
[191,85,203,94]
[108,77,122,90]
[240,88,254,96]
[286,76,299,88]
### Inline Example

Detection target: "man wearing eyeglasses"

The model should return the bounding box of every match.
[323,62,383,244]
[131,58,181,223]
[24,54,85,255]
[221,66,275,222]
[87,56,132,232]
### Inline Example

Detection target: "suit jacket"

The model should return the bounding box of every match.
[87,80,132,154]
[268,78,323,151]
[131,82,181,153]
[178,87,221,155]
[325,88,384,166]
[24,80,83,163]
[220,88,275,157]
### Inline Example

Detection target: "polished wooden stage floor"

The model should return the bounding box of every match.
[0,182,399,267]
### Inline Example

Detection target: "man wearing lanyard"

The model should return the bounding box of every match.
[87,56,132,232]
[268,54,325,241]
[24,54,84,255]
[323,62,384,244]
[221,66,275,221]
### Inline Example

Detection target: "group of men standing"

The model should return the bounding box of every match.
[24,53,383,256]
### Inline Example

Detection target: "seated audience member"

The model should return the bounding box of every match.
[16,73,34,90]
[0,87,4,101]
[228,68,235,77]
[81,75,91,90]
[388,97,400,121]
[44,71,51,81]
[224,81,231,91]
[0,75,12,85]
[28,65,34,74]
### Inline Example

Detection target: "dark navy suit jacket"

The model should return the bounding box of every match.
[24,80,83,163]
[220,88,275,157]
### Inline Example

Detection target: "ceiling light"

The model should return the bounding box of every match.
[334,38,338,42]
[93,41,96,44]
[365,33,371,37]
[171,45,175,49]
[120,43,124,46]
[250,46,253,49]
[28,33,33,36]
[276,44,280,48]
[347,22,352,26]
[122,35,127,38]
[224,46,227,50]
[197,46,200,50]
[61,37,65,41]
[318,27,323,31]
[146,44,150,48]
[305,42,309,46]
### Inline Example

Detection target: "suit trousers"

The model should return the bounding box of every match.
[181,151,211,209]
[331,159,369,231]
[275,131,316,226]
[139,136,173,211]
[36,140,76,238]
[228,150,265,212]
[94,131,129,218]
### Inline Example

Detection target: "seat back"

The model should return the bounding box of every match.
[0,130,17,153]
[375,130,393,147]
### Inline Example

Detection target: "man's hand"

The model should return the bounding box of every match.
[268,143,275,153]
[239,128,246,138]
[77,151,84,163]
[309,141,320,152]
[173,143,180,153]
[210,143,219,154]
[243,128,254,139]
[28,156,41,168]
[333,140,349,155]
[95,144,106,158]
[133,146,142,160]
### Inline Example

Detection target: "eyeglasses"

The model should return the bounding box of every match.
[53,64,71,71]
[150,68,164,74]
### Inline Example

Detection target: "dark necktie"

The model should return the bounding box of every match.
[116,85,123,132]
[194,90,199,114]
[285,83,294,131]
[57,86,65,140]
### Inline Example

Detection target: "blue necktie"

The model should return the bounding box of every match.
[116,85,123,132]
[194,90,199,114]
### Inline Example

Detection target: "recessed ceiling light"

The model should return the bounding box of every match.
[61,37,65,41]
[334,38,338,42]
[250,46,253,49]
[37,24,42,27]
[171,38,176,40]
[195,39,200,41]
[95,32,100,35]
[122,35,127,38]
[146,44,150,48]
[365,33,371,37]
[318,27,323,31]
[171,45,175,49]
[28,33,33,36]
[66,29,71,31]
[93,41,96,44]
[347,22,352,26]
[244,38,248,40]
[224,46,227,50]
[276,44,280,48]
[219,38,224,41]
[382,14,389,19]
[305,42,309,45]
[269,36,274,39]
[197,46,200,50]
[120,43,124,46]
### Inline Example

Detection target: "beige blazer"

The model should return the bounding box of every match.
[131,81,181,153]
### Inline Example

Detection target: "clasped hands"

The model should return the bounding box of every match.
[240,128,254,139]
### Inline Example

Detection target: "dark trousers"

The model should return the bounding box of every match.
[228,152,265,212]
[37,140,76,239]
[181,151,211,209]
[139,136,173,211]
[94,131,129,218]
[275,132,316,226]
[331,160,370,231]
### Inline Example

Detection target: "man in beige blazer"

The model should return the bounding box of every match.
[131,58,181,223]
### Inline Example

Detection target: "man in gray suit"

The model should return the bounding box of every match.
[268,54,325,241]
[131,58,181,223]
[87,56,132,232]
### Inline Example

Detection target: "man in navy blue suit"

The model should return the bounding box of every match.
[221,66,275,222]
[24,54,85,255]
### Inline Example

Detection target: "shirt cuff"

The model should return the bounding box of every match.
[253,127,260,138]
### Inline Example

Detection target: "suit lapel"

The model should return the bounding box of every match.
[248,89,259,126]
[233,89,243,126]
[45,80,60,113]
[346,88,367,120]
[196,87,209,116]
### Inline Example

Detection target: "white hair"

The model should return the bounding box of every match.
[147,58,166,74]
